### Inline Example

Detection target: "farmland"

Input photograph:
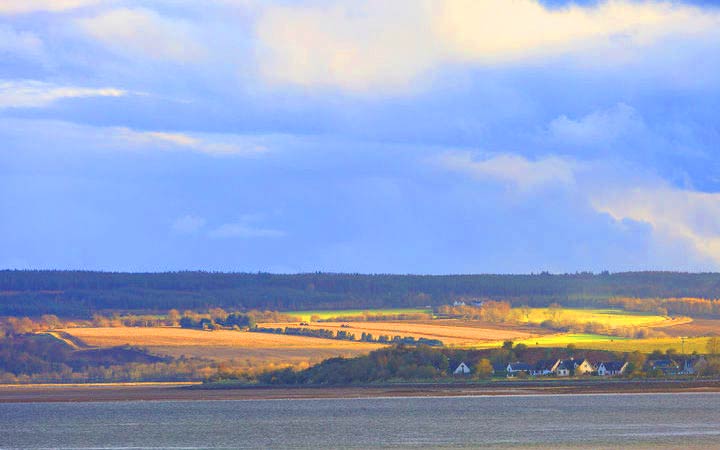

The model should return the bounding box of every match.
[488,333,714,354]
[263,320,544,346]
[284,308,431,322]
[56,307,719,372]
[519,308,676,328]
[60,327,384,368]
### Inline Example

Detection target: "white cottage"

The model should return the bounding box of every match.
[597,361,628,376]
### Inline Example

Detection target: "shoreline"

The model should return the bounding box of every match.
[2,379,720,403]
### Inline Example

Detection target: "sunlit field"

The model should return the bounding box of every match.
[285,308,432,322]
[480,333,714,354]
[264,320,542,346]
[60,327,384,366]
[520,308,677,327]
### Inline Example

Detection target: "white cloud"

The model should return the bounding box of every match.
[172,215,206,234]
[116,128,268,156]
[592,185,720,267]
[256,0,438,92]
[438,151,576,191]
[255,0,720,91]
[0,80,125,108]
[548,103,645,145]
[0,118,270,157]
[77,8,205,62]
[0,0,104,14]
[0,25,44,58]
[209,223,285,239]
[433,0,719,63]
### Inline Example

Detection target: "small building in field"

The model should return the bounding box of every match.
[506,362,533,377]
[453,362,471,375]
[530,359,561,376]
[597,361,628,376]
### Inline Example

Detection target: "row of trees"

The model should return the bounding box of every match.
[6,270,720,317]
[251,326,443,346]
[252,343,720,386]
[610,297,720,318]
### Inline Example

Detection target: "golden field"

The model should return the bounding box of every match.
[263,319,544,346]
[58,308,720,369]
[60,327,384,367]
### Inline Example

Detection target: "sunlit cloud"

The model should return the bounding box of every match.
[592,185,720,266]
[548,103,645,146]
[255,0,720,91]
[438,151,576,191]
[0,80,125,108]
[77,8,206,62]
[116,128,269,156]
[0,0,105,14]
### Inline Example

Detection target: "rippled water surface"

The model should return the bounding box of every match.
[2,392,720,449]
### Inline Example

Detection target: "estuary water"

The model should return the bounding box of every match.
[1,392,720,449]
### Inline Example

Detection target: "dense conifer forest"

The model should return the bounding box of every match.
[2,270,720,317]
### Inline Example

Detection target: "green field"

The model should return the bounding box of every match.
[478,333,712,354]
[520,308,670,327]
[284,308,432,322]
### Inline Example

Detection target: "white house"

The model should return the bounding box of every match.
[559,358,595,376]
[453,362,471,375]
[555,361,571,377]
[597,361,628,376]
[529,359,561,376]
[506,362,532,377]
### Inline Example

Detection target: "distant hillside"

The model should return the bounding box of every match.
[1,270,720,317]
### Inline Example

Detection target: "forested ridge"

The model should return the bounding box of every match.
[2,270,720,317]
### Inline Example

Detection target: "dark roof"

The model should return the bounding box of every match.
[599,361,626,371]
[533,359,559,371]
[507,362,533,371]
[492,362,507,372]
[683,356,706,367]
[560,359,581,369]
[649,359,679,369]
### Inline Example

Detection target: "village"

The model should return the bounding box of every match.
[451,355,709,378]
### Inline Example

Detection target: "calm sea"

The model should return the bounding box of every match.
[1,392,719,449]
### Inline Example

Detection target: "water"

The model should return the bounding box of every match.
[1,393,719,449]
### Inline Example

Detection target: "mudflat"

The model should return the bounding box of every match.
[2,380,720,403]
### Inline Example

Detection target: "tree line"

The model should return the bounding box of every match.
[251,326,443,346]
[4,270,720,317]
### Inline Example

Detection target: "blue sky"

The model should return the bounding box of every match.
[1,0,720,273]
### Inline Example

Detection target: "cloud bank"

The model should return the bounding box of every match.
[256,0,720,91]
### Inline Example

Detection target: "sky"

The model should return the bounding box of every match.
[1,0,720,274]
